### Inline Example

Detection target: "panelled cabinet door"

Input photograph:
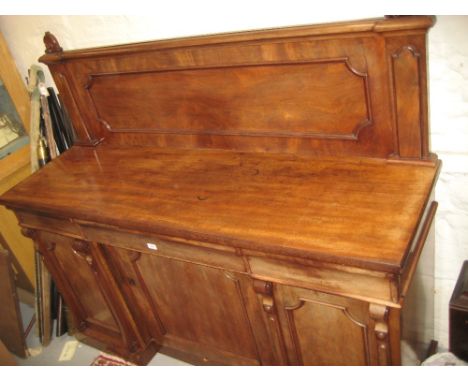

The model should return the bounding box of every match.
[102,245,272,365]
[35,231,140,354]
[274,284,380,366]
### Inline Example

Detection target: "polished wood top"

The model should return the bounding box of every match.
[0,146,439,272]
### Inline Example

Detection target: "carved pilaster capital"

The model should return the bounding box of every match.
[369,303,390,365]
[391,44,421,59]
[128,251,142,263]
[253,280,276,316]
[72,239,90,254]
[252,279,288,364]
[46,242,56,252]
[71,239,96,270]
[20,227,36,239]
[253,279,273,296]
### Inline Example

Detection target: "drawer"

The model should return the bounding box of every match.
[245,250,397,305]
[16,210,82,237]
[80,224,246,273]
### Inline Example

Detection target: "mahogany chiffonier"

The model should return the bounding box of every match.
[0,16,440,365]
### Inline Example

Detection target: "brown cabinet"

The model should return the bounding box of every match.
[0,16,440,365]
[19,210,436,365]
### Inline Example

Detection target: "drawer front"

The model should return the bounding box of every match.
[16,210,81,237]
[246,251,396,305]
[81,224,246,273]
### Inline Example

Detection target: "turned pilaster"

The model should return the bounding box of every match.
[370,303,390,365]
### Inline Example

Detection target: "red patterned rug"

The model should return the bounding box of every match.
[91,353,136,366]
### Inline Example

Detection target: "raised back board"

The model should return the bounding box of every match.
[40,16,435,160]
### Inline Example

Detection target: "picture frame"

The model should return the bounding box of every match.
[0,31,30,180]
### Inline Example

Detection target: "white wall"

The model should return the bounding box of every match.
[428,16,468,349]
[1,14,467,351]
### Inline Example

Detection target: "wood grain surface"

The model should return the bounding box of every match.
[0,146,439,272]
[39,16,434,160]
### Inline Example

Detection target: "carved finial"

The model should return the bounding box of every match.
[44,31,63,54]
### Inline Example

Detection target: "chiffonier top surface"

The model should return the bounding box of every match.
[0,146,439,273]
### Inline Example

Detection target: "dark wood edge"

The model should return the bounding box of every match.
[38,16,435,64]
[387,152,439,166]
[400,200,438,298]
[399,158,441,271]
[375,15,435,32]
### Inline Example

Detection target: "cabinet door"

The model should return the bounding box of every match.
[35,231,139,354]
[274,284,377,365]
[103,245,268,365]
